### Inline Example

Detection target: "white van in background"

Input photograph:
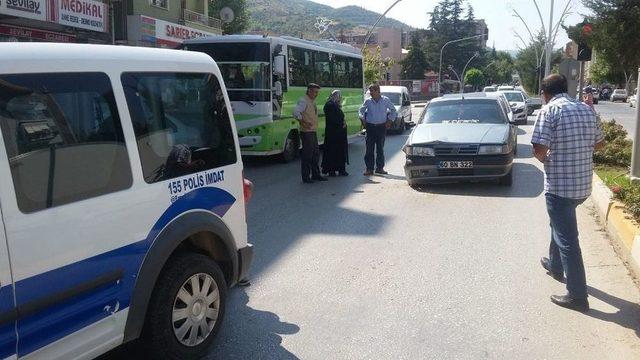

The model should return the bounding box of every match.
[366,86,413,133]
[0,43,253,360]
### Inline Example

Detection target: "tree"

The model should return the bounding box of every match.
[363,46,394,85]
[464,68,485,90]
[580,0,640,90]
[484,50,515,85]
[514,32,562,94]
[209,0,249,35]
[400,37,430,80]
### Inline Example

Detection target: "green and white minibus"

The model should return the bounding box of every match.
[182,35,365,162]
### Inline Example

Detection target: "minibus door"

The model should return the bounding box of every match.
[0,203,17,360]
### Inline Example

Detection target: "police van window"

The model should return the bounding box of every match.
[121,72,237,183]
[0,72,133,213]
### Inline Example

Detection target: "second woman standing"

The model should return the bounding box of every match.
[322,90,349,176]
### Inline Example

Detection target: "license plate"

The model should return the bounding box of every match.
[439,161,473,169]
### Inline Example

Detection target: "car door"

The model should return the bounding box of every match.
[0,204,17,360]
[0,72,136,358]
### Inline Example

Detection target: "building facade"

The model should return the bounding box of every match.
[0,0,111,43]
[114,0,221,48]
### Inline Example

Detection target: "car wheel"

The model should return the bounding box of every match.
[281,132,299,163]
[142,252,227,360]
[499,169,513,186]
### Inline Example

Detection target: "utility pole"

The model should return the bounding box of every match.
[630,68,640,181]
[544,0,555,77]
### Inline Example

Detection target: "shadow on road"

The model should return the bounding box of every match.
[516,143,534,159]
[517,126,528,135]
[585,285,640,338]
[412,162,544,198]
[208,289,300,359]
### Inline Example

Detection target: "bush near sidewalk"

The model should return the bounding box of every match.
[594,120,640,222]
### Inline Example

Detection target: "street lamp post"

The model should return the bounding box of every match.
[461,52,480,93]
[438,34,484,96]
[363,0,403,48]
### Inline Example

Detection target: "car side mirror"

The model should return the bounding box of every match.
[273,55,286,75]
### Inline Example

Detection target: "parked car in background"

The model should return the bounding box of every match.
[483,86,497,92]
[499,90,528,125]
[516,87,542,114]
[611,89,629,102]
[365,85,412,133]
[403,93,516,187]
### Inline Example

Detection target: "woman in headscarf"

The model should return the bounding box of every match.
[322,90,349,176]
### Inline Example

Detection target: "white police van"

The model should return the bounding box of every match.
[0,43,253,359]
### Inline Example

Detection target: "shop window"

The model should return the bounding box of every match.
[150,0,168,10]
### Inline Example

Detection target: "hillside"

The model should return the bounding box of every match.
[247,0,413,39]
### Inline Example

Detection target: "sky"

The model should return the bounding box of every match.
[309,0,589,51]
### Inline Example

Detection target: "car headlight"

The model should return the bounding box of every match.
[404,146,435,156]
[478,144,511,154]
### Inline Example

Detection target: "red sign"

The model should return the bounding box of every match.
[0,23,76,42]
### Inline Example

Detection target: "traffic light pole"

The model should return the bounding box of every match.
[630,68,640,182]
[578,61,585,100]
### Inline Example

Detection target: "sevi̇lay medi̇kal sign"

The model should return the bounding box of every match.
[0,0,48,22]
[57,0,107,33]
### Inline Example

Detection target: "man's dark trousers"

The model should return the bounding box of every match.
[365,123,386,171]
[546,193,588,299]
[301,131,321,180]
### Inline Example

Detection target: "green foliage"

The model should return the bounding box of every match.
[209,0,249,34]
[464,68,484,90]
[484,50,515,85]
[581,0,640,88]
[363,46,394,85]
[423,0,486,79]
[400,37,430,80]
[593,120,632,167]
[514,31,562,94]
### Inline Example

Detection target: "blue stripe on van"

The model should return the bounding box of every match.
[0,285,16,359]
[8,186,236,357]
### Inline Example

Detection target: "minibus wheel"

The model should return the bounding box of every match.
[142,252,227,359]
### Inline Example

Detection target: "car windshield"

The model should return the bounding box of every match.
[422,100,505,124]
[503,92,524,102]
[614,90,626,94]
[382,93,401,105]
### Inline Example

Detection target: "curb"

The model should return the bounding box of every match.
[591,173,640,279]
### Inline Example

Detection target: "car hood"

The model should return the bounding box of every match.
[409,123,510,145]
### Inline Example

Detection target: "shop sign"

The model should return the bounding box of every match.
[144,16,216,47]
[0,0,48,21]
[57,0,107,33]
[0,23,76,42]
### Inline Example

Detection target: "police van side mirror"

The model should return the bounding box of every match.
[273,55,286,75]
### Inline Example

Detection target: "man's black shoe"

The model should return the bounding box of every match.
[550,294,589,312]
[312,176,328,181]
[540,257,564,282]
[375,169,388,175]
[302,178,315,184]
[339,170,349,176]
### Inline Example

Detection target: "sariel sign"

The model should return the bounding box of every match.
[57,0,108,33]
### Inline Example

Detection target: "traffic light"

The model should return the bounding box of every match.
[577,43,592,62]
[577,22,593,62]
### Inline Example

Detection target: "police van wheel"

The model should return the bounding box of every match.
[142,252,227,359]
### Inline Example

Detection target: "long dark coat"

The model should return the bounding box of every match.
[322,100,349,173]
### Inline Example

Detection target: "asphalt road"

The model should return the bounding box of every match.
[594,100,637,136]
[104,106,640,359]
